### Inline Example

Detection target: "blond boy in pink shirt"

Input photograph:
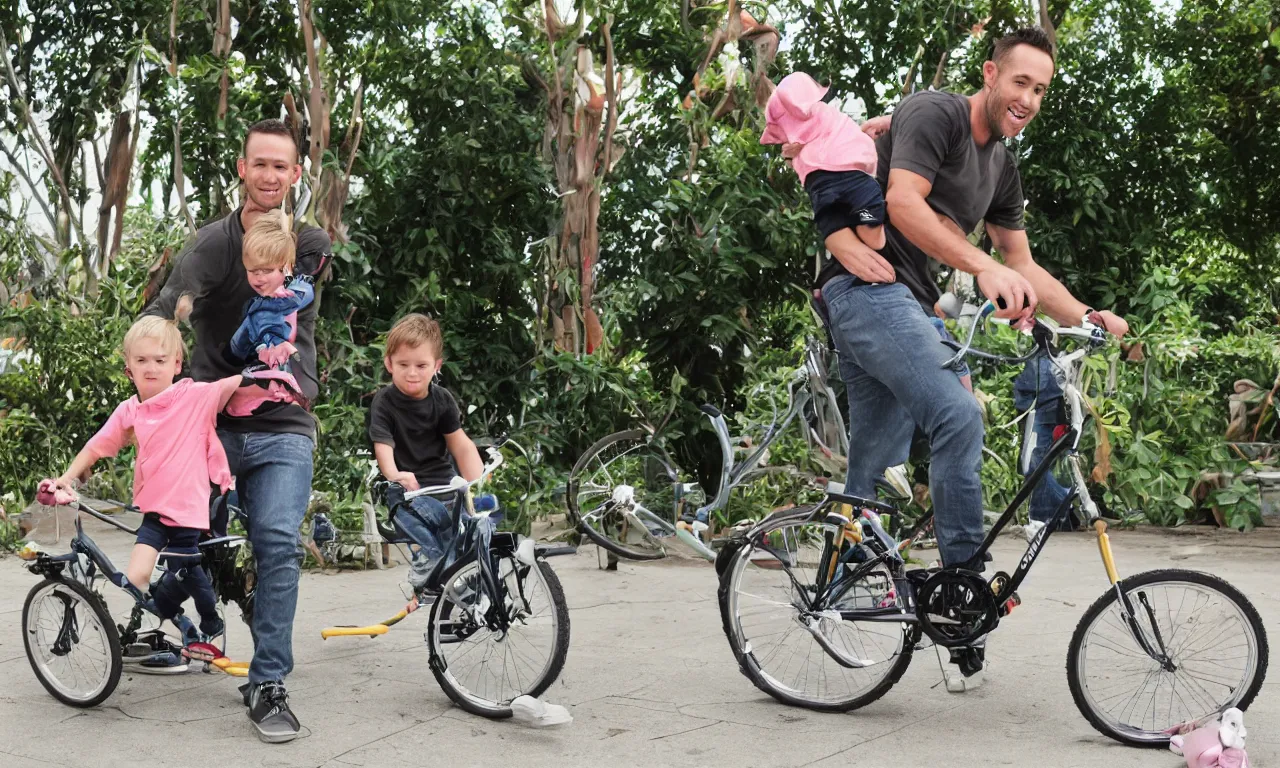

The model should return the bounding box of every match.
[761,72,887,282]
[40,297,242,639]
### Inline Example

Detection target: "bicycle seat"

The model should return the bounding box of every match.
[699,404,723,418]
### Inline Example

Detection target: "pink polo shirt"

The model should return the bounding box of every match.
[86,378,232,529]
[760,72,878,186]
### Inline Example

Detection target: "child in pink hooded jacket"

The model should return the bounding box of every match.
[761,72,886,266]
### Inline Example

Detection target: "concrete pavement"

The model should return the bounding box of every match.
[0,514,1276,767]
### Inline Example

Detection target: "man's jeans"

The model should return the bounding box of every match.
[218,430,314,685]
[384,485,454,567]
[823,277,986,568]
[1013,357,1072,526]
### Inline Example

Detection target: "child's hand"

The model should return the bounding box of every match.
[258,342,297,368]
[37,478,78,507]
[394,472,420,492]
[781,142,804,159]
[861,114,891,139]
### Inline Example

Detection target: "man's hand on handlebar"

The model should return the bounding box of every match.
[1087,309,1129,338]
[977,263,1037,328]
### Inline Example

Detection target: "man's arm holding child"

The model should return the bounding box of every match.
[445,429,483,482]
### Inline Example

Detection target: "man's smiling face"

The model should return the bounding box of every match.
[983,43,1055,139]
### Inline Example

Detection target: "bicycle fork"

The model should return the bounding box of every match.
[1070,455,1176,671]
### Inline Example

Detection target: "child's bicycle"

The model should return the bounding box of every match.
[320,438,575,720]
[19,494,256,707]
[715,303,1269,747]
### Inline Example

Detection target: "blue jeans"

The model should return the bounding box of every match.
[1013,358,1072,525]
[823,277,986,568]
[384,485,454,566]
[218,430,314,685]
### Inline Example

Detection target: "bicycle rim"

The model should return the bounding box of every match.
[569,431,679,559]
[24,580,119,706]
[721,517,913,710]
[429,557,568,715]
[1070,570,1267,745]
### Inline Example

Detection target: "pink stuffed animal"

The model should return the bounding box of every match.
[1169,708,1249,768]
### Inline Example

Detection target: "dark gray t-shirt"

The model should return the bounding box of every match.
[368,384,463,487]
[873,90,1026,309]
[145,208,331,439]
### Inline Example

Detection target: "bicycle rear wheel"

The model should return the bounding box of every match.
[567,429,680,560]
[718,509,915,712]
[1067,568,1268,747]
[427,554,570,718]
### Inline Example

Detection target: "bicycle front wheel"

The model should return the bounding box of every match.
[23,578,122,708]
[1067,568,1268,747]
[427,554,570,718]
[567,429,680,560]
[718,509,915,712]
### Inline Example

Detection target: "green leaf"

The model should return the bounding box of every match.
[1173,495,1194,510]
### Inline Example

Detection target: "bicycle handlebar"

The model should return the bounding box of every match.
[942,300,1110,371]
[403,445,504,500]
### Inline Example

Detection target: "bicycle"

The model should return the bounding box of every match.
[566,336,910,562]
[320,438,575,720]
[19,493,256,707]
[715,302,1269,747]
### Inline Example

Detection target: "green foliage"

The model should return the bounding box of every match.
[3,0,1279,553]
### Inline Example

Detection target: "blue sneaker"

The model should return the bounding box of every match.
[123,633,190,675]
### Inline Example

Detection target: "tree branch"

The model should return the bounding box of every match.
[0,139,57,231]
[599,17,619,182]
[173,120,197,234]
[0,26,88,248]
[1038,0,1059,56]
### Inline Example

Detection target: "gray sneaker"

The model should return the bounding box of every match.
[247,681,301,743]
[407,555,437,591]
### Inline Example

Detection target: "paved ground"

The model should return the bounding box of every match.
[0,513,1276,768]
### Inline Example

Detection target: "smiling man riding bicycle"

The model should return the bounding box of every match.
[795,27,1131,692]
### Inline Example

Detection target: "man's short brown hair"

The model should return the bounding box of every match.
[243,118,298,159]
[385,313,445,359]
[991,27,1055,66]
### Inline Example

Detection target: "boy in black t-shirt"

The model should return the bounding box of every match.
[368,314,482,590]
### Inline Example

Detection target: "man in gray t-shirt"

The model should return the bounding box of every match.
[809,27,1129,691]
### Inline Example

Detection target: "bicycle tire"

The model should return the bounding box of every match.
[23,578,123,708]
[567,428,679,561]
[718,507,916,712]
[1067,568,1269,747]
[428,555,571,718]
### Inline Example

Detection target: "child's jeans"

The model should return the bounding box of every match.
[384,485,455,567]
[137,514,221,635]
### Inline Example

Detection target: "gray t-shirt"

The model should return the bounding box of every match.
[874,90,1026,309]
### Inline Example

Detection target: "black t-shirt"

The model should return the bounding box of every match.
[368,384,463,487]
[819,91,1026,310]
[143,208,331,439]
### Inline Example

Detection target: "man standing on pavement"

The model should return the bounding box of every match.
[802,27,1130,691]
[146,118,330,742]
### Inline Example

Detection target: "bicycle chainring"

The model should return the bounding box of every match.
[915,568,999,647]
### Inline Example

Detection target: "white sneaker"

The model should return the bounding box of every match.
[1022,519,1046,544]
[510,695,573,727]
[944,666,985,692]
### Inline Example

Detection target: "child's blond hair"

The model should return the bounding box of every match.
[385,313,444,359]
[123,294,193,360]
[242,209,296,271]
